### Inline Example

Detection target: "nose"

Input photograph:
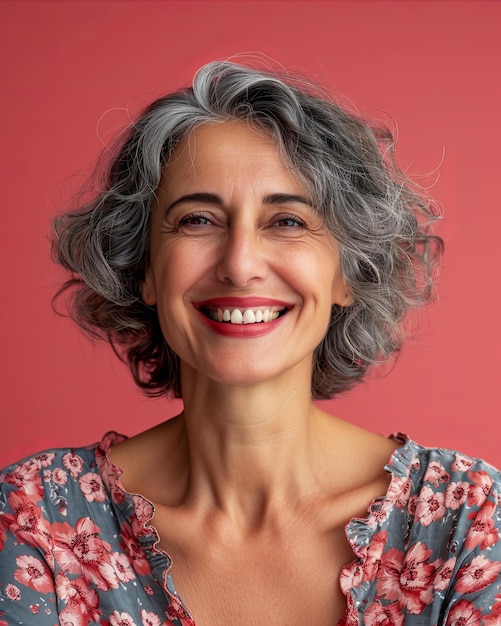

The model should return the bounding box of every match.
[215,224,269,287]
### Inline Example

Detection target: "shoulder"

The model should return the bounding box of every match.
[0,432,126,520]
[344,439,501,622]
[347,436,501,553]
[388,436,501,502]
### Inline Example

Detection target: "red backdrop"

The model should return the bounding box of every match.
[1,0,500,468]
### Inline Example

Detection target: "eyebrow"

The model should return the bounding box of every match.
[166,192,313,212]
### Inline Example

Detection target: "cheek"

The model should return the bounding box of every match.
[151,243,212,305]
[282,248,340,293]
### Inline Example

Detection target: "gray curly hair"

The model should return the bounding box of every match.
[53,61,441,400]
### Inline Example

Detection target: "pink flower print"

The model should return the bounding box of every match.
[62,452,84,478]
[415,486,445,527]
[484,595,501,624]
[410,454,420,471]
[455,554,501,594]
[56,573,101,625]
[445,481,469,510]
[466,500,499,549]
[340,561,364,593]
[32,452,55,469]
[14,554,54,593]
[52,517,112,590]
[111,480,127,504]
[94,442,114,478]
[340,604,360,626]
[377,548,405,600]
[491,593,501,615]
[4,489,51,551]
[165,594,195,625]
[446,599,482,626]
[79,472,107,502]
[363,600,405,626]
[363,531,388,582]
[377,542,436,614]
[99,551,136,588]
[30,604,40,614]
[141,609,161,626]
[0,521,6,550]
[110,551,136,583]
[132,495,154,528]
[467,470,493,507]
[131,511,155,540]
[4,461,44,501]
[408,494,418,517]
[387,477,412,510]
[109,611,137,626]
[120,520,152,576]
[434,557,456,591]
[5,583,21,601]
[367,498,393,529]
[424,461,450,487]
[53,467,68,486]
[452,453,474,472]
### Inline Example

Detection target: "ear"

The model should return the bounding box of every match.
[332,280,354,307]
[141,266,157,305]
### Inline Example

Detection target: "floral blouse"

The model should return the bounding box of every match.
[0,432,500,626]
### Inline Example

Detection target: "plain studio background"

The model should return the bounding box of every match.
[1,0,499,468]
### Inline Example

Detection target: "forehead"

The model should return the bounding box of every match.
[161,121,306,194]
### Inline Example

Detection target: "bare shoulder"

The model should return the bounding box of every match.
[108,415,189,505]
[313,409,400,518]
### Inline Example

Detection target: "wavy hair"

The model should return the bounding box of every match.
[53,61,442,399]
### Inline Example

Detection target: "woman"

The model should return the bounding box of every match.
[1,61,500,626]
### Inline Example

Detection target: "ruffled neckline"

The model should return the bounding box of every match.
[96,430,420,559]
[96,430,421,626]
[96,430,417,532]
[343,432,418,558]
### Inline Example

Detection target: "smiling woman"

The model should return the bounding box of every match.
[1,61,500,626]
[142,121,349,391]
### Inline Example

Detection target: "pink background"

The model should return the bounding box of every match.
[1,1,500,468]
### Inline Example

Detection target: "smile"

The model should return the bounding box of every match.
[203,307,286,324]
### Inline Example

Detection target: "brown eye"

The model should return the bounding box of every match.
[179,214,212,226]
[273,215,306,228]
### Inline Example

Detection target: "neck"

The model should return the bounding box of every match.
[177,365,331,531]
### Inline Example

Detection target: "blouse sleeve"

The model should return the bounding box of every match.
[444,468,501,623]
[0,478,59,625]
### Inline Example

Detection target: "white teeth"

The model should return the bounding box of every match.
[242,309,256,324]
[230,309,243,324]
[207,307,284,324]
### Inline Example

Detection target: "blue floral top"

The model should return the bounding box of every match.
[0,432,500,626]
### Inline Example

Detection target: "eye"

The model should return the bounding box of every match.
[179,213,212,227]
[273,214,306,228]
